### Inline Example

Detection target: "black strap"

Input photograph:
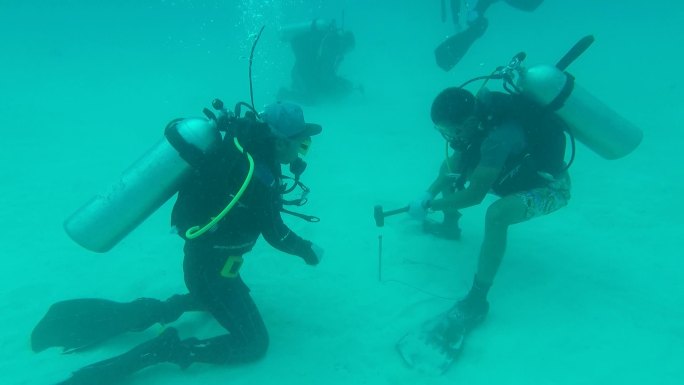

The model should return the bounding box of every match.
[164,119,207,168]
[546,72,575,111]
[281,208,320,222]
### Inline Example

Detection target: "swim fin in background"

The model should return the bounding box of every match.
[503,0,544,12]
[31,295,196,353]
[435,16,488,72]
[434,0,543,71]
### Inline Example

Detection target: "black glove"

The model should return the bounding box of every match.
[299,242,324,266]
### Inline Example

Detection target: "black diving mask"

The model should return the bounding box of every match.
[298,137,312,156]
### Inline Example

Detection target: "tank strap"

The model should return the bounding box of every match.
[165,120,206,168]
[546,72,575,111]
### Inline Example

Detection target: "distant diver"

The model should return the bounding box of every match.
[435,0,544,71]
[278,18,357,104]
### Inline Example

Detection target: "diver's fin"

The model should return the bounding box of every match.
[503,0,544,12]
[396,311,465,375]
[56,327,185,385]
[435,17,488,71]
[31,295,194,353]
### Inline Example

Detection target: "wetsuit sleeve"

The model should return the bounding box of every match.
[258,184,315,261]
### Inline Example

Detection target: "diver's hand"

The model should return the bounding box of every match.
[408,192,433,220]
[300,242,324,266]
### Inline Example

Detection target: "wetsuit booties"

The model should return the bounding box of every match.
[423,212,462,240]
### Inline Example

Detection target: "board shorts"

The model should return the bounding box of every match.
[514,172,571,220]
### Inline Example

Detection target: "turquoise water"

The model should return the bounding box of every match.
[1,1,682,384]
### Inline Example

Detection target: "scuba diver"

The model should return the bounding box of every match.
[401,84,572,372]
[435,0,544,71]
[278,18,357,104]
[398,37,642,373]
[31,100,325,385]
[410,83,572,322]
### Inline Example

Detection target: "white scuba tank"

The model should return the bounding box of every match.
[63,117,222,253]
[279,19,333,42]
[516,64,643,160]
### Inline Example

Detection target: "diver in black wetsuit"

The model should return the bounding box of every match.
[169,100,324,364]
[34,101,324,385]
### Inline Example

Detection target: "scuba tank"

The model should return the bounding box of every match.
[279,19,334,42]
[64,26,271,253]
[516,64,642,160]
[462,35,642,160]
[63,102,230,253]
[63,25,316,252]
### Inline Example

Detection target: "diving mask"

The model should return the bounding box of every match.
[298,137,312,156]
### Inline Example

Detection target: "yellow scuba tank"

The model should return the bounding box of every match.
[514,36,642,160]
[63,114,223,253]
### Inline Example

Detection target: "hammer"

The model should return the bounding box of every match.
[374,205,409,227]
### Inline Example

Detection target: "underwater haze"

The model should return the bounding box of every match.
[1,0,682,384]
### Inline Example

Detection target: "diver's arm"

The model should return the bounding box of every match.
[262,215,311,255]
[262,214,319,265]
[429,120,520,211]
[259,188,316,261]
[427,173,448,197]
[427,151,463,196]
[429,164,500,211]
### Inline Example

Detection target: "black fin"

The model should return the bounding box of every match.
[435,17,488,71]
[55,328,184,385]
[31,296,193,353]
[504,0,544,12]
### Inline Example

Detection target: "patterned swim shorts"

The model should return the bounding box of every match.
[515,172,572,219]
